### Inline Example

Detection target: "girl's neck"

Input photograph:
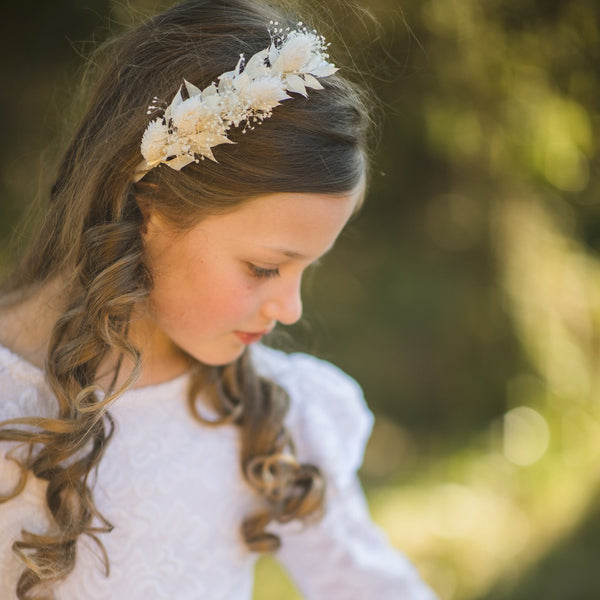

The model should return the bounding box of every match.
[104,312,193,389]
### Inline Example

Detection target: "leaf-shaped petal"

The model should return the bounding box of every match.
[165,154,196,171]
[234,70,251,94]
[184,79,202,98]
[164,85,184,122]
[285,74,308,97]
[189,132,214,153]
[234,54,245,77]
[133,160,151,181]
[211,134,236,146]
[218,71,236,94]
[202,82,218,97]
[245,48,269,76]
[198,146,217,162]
[302,73,324,90]
[304,54,322,73]
[190,132,234,154]
[268,44,280,70]
[311,63,338,78]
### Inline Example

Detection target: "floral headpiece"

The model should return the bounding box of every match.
[134,22,337,181]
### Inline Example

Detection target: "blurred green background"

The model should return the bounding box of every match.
[1,1,600,598]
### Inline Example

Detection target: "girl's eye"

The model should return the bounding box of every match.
[247,263,280,279]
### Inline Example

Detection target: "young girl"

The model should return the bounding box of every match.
[0,1,437,598]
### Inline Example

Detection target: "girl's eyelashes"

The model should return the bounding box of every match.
[247,263,281,279]
[246,255,323,279]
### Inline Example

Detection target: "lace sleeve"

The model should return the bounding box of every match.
[252,347,438,600]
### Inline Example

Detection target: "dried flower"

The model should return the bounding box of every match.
[134,23,337,181]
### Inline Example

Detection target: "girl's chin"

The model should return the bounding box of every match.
[186,338,247,367]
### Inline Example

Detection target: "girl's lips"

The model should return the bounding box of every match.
[234,331,267,345]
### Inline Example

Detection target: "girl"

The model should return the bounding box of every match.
[0,0,438,598]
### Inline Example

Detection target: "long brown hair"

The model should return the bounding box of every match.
[0,0,371,597]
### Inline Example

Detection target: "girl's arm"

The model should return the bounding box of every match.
[252,346,438,599]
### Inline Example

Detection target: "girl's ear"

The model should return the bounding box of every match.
[135,195,152,236]
[133,182,160,236]
[134,194,173,246]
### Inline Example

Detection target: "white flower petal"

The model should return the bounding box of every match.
[277,32,315,72]
[285,74,308,97]
[211,134,236,146]
[140,119,169,164]
[198,146,217,162]
[184,79,202,98]
[218,71,236,94]
[245,48,269,76]
[190,132,234,154]
[242,77,289,111]
[164,85,184,122]
[303,73,324,90]
[171,96,205,136]
[163,139,186,160]
[234,54,245,77]
[202,82,218,97]
[311,63,338,77]
[133,160,151,181]
[304,54,322,73]
[234,70,251,93]
[268,43,280,69]
[166,154,196,171]
[202,94,222,112]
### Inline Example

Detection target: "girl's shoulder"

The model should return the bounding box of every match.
[251,343,363,394]
[251,344,374,486]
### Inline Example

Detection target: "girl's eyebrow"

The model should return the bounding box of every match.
[260,246,334,261]
[264,248,306,259]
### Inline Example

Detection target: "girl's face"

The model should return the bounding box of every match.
[137,187,363,368]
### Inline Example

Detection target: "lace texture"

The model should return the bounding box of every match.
[0,343,437,600]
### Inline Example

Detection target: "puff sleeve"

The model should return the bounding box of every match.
[252,346,438,600]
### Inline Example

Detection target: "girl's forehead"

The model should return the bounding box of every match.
[215,188,362,229]
[168,189,362,258]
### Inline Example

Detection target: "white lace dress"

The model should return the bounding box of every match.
[0,343,437,600]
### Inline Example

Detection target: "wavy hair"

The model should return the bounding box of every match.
[0,0,371,597]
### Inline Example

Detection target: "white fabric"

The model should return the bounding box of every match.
[0,342,437,599]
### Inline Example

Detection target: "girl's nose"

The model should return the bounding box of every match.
[262,278,303,325]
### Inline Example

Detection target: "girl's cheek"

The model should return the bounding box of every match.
[223,282,262,316]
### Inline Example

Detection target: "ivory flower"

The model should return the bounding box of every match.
[140,119,169,167]
[240,77,290,112]
[135,22,338,181]
[272,31,316,72]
